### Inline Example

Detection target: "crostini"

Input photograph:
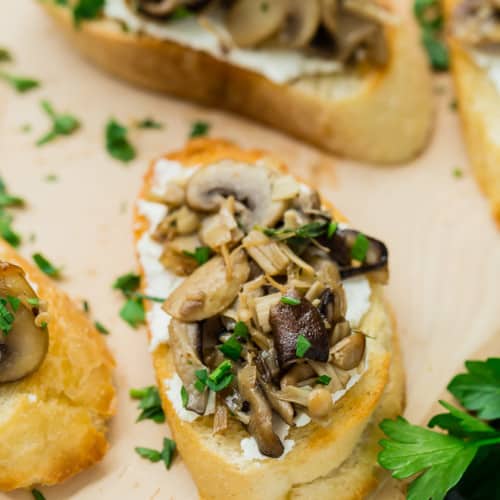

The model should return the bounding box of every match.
[42,0,433,164]
[0,241,115,491]
[445,0,500,225]
[134,139,405,499]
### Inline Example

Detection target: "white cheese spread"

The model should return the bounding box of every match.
[470,49,500,94]
[104,0,342,84]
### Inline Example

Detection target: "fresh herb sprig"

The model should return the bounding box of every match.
[189,120,210,138]
[0,177,24,248]
[0,71,39,93]
[195,360,234,393]
[130,385,165,423]
[37,100,80,146]
[106,119,136,163]
[32,252,61,278]
[414,0,449,71]
[135,437,176,469]
[379,358,500,500]
[136,117,163,129]
[73,0,105,26]
[183,246,212,266]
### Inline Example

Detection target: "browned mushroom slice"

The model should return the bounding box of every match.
[320,0,339,36]
[137,0,207,18]
[169,319,209,414]
[0,262,48,384]
[163,248,250,322]
[275,0,321,48]
[186,162,286,230]
[238,363,284,458]
[226,0,288,48]
[330,332,366,370]
[269,289,329,369]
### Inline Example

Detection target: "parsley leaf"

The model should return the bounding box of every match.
[170,6,193,20]
[0,211,21,247]
[31,489,46,500]
[0,48,12,62]
[135,446,161,462]
[135,438,176,469]
[94,321,109,335]
[195,361,234,393]
[130,385,165,423]
[281,295,300,306]
[0,298,15,335]
[296,334,311,358]
[0,71,39,93]
[317,374,332,386]
[73,0,105,26]
[448,358,500,420]
[113,272,141,295]
[120,298,145,328]
[351,233,369,262]
[218,335,242,361]
[32,253,61,278]
[106,119,136,163]
[37,100,80,146]
[136,117,163,129]
[183,246,212,266]
[259,221,330,241]
[189,120,210,138]
[180,385,189,408]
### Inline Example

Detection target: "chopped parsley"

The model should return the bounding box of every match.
[82,300,90,313]
[327,221,338,238]
[0,71,39,93]
[180,385,189,408]
[27,297,40,306]
[94,321,109,335]
[31,489,46,500]
[0,298,15,335]
[105,119,136,163]
[130,385,165,423]
[136,117,164,129]
[32,253,61,278]
[379,357,500,500]
[135,438,176,469]
[259,220,331,242]
[0,211,21,247]
[6,296,21,312]
[453,167,463,179]
[414,0,449,71]
[218,335,243,361]
[183,246,212,266]
[37,100,80,146]
[280,295,301,306]
[0,48,12,62]
[351,233,369,262]
[44,174,59,183]
[295,334,311,358]
[73,0,105,26]
[189,120,211,138]
[233,321,249,338]
[20,123,32,133]
[113,272,141,295]
[317,374,332,386]
[195,361,234,393]
[170,6,193,20]
[113,272,149,328]
[120,298,145,328]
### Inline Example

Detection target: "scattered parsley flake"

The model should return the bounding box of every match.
[180,386,189,408]
[31,489,46,500]
[170,6,193,20]
[130,385,165,423]
[120,298,145,328]
[0,298,15,335]
[233,321,249,338]
[0,71,40,93]
[135,446,162,462]
[73,0,105,26]
[218,335,242,361]
[281,295,301,306]
[183,246,212,266]
[189,120,210,138]
[20,123,32,133]
[0,210,21,247]
[32,253,61,278]
[106,118,136,163]
[37,100,80,146]
[94,321,110,335]
[351,233,369,262]
[453,167,463,179]
[0,48,12,62]
[135,438,176,469]
[44,174,59,182]
[113,272,141,295]
[317,374,332,386]
[327,222,338,239]
[296,334,311,358]
[83,300,90,313]
[6,296,20,312]
[136,117,164,129]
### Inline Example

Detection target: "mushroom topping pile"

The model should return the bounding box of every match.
[0,262,49,384]
[132,0,393,67]
[454,0,500,49]
[150,161,388,458]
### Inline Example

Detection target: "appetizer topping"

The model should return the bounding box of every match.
[454,0,500,48]
[0,262,48,383]
[149,162,389,457]
[133,0,393,67]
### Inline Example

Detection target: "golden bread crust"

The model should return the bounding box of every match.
[41,4,433,164]
[0,241,116,491]
[134,139,405,499]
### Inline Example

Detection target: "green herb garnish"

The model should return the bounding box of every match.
[0,211,21,247]
[327,222,338,238]
[32,252,61,278]
[0,48,12,62]
[94,321,109,335]
[130,386,165,423]
[37,100,80,146]
[218,335,243,361]
[20,123,32,133]
[233,321,249,338]
[259,220,331,242]
[180,386,189,408]
[317,374,332,386]
[170,6,193,20]
[183,246,212,266]
[453,167,463,178]
[106,119,136,163]
[7,296,20,312]
[135,438,176,469]
[73,0,105,26]
[379,358,500,500]
[195,361,234,393]
[295,334,311,358]
[83,300,90,313]
[136,117,164,129]
[113,272,147,328]
[0,71,39,93]
[31,489,46,500]
[189,121,210,138]
[44,174,59,183]
[120,298,145,328]
[281,295,301,306]
[113,272,141,295]
[351,233,369,262]
[27,298,40,306]
[0,298,15,335]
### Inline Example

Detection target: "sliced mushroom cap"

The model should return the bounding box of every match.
[186,161,286,230]
[0,262,48,384]
[269,289,330,369]
[169,319,209,414]
[320,0,339,35]
[276,0,321,48]
[330,332,366,370]
[137,0,207,18]
[163,248,250,321]
[226,0,288,47]
[238,363,284,458]
[320,228,388,282]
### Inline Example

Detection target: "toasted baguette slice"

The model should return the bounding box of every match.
[0,240,115,491]
[134,139,405,499]
[445,0,500,226]
[42,2,433,165]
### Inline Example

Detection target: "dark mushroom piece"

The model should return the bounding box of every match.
[169,319,209,414]
[200,316,225,368]
[318,287,346,326]
[238,363,284,458]
[320,228,388,282]
[0,262,48,384]
[269,289,330,369]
